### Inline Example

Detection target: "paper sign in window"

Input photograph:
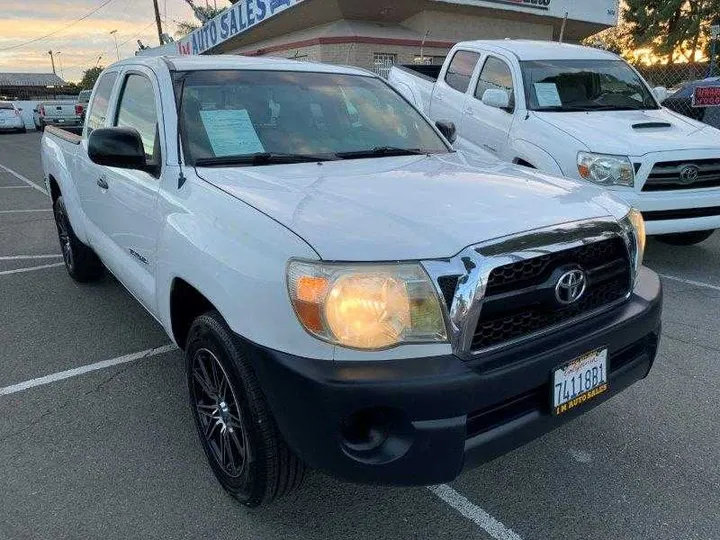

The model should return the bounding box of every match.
[534,83,562,107]
[199,109,265,156]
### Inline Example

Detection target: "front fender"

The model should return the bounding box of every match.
[512,139,565,177]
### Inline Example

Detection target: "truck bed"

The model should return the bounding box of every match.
[387,65,440,115]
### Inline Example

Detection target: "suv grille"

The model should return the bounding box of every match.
[643,159,720,191]
[472,238,631,351]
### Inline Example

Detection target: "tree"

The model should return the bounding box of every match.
[79,67,103,90]
[175,1,236,37]
[624,0,720,63]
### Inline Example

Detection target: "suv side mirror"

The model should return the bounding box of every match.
[653,86,668,103]
[435,120,457,144]
[88,127,147,170]
[481,89,511,110]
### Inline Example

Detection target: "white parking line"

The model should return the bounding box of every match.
[0,254,62,260]
[0,262,65,276]
[659,274,720,292]
[0,162,49,196]
[0,185,32,189]
[0,209,52,214]
[0,344,177,397]
[428,484,523,540]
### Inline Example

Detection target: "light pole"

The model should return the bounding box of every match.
[710,25,720,78]
[95,54,103,67]
[48,50,56,74]
[56,52,64,79]
[110,30,120,60]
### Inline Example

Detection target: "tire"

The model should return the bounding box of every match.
[655,229,715,246]
[53,196,104,282]
[186,312,305,507]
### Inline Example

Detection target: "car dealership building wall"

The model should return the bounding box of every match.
[152,0,619,75]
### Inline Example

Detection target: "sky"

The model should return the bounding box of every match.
[0,0,221,82]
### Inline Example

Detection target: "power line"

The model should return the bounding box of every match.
[0,0,118,52]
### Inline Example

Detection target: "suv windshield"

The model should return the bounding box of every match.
[177,70,449,165]
[521,59,659,112]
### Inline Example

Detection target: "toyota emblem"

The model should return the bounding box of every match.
[555,269,587,305]
[679,164,700,184]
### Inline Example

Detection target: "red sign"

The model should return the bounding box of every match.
[692,86,720,107]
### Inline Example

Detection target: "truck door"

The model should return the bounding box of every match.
[92,68,164,314]
[461,56,516,159]
[430,50,481,129]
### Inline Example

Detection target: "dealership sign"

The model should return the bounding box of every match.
[176,0,305,55]
[435,0,619,26]
[693,87,720,107]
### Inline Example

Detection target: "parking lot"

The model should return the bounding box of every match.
[0,130,718,540]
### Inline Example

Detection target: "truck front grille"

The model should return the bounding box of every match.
[643,159,720,191]
[471,238,631,351]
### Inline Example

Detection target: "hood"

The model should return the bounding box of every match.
[196,152,628,261]
[534,108,720,155]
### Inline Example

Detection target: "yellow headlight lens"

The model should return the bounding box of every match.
[628,208,646,266]
[288,262,447,350]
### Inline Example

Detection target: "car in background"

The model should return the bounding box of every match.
[0,101,26,133]
[662,77,720,130]
[75,89,92,121]
[33,101,82,131]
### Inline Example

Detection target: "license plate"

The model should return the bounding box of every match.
[552,348,608,415]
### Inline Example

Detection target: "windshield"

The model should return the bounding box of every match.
[521,59,659,112]
[177,70,448,165]
[78,90,92,103]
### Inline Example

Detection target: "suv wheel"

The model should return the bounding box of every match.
[53,196,104,282]
[186,312,305,507]
[656,229,715,246]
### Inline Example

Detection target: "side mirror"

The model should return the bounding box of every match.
[653,86,668,103]
[435,120,457,144]
[482,89,511,110]
[88,127,147,170]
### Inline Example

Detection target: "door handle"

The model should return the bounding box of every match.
[97,176,109,190]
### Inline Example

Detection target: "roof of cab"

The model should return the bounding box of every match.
[109,54,375,76]
[455,40,620,61]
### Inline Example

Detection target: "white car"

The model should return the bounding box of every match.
[41,54,661,507]
[389,40,720,245]
[0,101,26,133]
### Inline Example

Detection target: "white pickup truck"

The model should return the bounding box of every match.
[41,55,661,507]
[390,40,720,246]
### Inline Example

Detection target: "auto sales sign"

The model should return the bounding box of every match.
[176,0,306,55]
[692,86,720,107]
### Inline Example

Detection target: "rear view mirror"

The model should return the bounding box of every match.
[88,127,147,170]
[435,120,457,144]
[653,86,668,103]
[481,89,511,110]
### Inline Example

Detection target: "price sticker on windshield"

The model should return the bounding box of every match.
[534,83,562,107]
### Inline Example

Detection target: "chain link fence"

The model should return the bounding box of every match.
[635,61,720,129]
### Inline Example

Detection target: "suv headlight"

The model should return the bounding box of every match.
[577,152,634,187]
[287,261,447,350]
[620,208,646,279]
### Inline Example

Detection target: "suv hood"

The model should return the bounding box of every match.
[196,152,628,261]
[535,108,720,155]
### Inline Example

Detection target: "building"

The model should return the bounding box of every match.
[0,73,67,100]
[150,0,619,76]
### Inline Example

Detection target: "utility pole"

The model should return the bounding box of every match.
[48,50,56,74]
[110,30,120,60]
[152,0,164,45]
[95,54,103,67]
[558,11,568,43]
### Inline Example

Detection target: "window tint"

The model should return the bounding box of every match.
[114,74,160,162]
[85,72,117,134]
[444,51,480,93]
[475,57,514,110]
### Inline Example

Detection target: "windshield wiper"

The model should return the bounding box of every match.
[195,152,338,167]
[536,104,645,112]
[336,146,428,159]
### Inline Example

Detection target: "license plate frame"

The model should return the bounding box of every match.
[551,348,608,416]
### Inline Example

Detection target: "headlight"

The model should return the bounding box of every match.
[287,261,447,350]
[577,152,634,187]
[620,208,646,278]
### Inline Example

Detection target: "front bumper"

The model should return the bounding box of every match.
[245,267,662,486]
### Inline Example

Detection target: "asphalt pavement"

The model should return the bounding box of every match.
[0,131,718,540]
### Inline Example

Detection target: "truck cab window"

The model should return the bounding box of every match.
[444,51,480,93]
[114,74,160,166]
[85,72,117,135]
[474,57,515,111]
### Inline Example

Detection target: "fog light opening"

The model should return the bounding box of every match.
[341,408,391,453]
